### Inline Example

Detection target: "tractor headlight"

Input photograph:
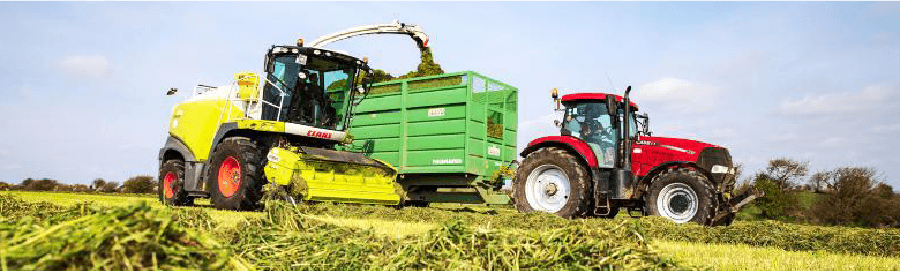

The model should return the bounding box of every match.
[711,165,730,174]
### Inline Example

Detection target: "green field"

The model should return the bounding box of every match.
[4,191,900,270]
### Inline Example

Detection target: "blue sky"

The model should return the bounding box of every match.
[1,2,898,188]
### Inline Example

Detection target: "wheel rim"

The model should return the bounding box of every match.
[524,165,571,213]
[657,183,699,223]
[163,172,176,198]
[217,156,241,198]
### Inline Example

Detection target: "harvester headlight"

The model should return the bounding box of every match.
[313,50,321,55]
[292,49,299,54]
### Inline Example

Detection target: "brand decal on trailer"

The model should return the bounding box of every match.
[307,130,332,139]
[488,145,501,156]
[428,108,445,117]
[432,159,462,165]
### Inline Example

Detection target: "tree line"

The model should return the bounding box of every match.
[0,176,157,194]
[738,158,899,228]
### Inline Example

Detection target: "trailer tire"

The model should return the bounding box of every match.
[159,160,193,206]
[513,147,591,219]
[645,167,717,225]
[207,137,266,211]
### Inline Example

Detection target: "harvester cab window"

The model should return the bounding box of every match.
[262,52,358,131]
[563,102,616,167]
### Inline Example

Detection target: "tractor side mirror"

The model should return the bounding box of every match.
[166,87,178,96]
[605,94,617,115]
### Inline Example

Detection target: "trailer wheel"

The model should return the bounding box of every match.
[645,167,717,225]
[158,160,193,206]
[207,137,266,211]
[513,147,591,218]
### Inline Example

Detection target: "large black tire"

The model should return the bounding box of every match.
[513,147,591,219]
[158,160,194,206]
[645,167,718,225]
[207,137,266,211]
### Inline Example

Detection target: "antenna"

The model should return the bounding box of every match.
[605,72,618,92]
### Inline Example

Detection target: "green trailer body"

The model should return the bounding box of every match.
[344,71,518,204]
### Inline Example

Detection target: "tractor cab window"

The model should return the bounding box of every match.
[617,108,638,138]
[563,102,616,167]
[261,53,357,131]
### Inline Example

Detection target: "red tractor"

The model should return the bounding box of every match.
[513,86,761,226]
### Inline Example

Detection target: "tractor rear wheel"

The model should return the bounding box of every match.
[207,137,266,211]
[645,167,717,225]
[513,147,591,219]
[158,160,193,206]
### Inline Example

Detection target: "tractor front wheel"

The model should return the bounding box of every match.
[207,137,266,211]
[513,147,591,219]
[645,167,717,225]
[158,160,193,206]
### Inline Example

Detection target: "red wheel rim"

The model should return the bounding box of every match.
[217,156,241,198]
[163,172,176,198]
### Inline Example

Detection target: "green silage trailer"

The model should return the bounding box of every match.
[345,71,518,205]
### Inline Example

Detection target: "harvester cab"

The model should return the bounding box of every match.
[158,38,404,210]
[515,87,762,226]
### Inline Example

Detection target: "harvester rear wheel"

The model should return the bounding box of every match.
[207,137,266,211]
[645,167,717,225]
[158,160,193,206]
[513,147,591,219]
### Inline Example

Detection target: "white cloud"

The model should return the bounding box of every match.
[777,85,893,116]
[0,164,22,171]
[768,133,799,142]
[870,2,900,16]
[516,112,564,153]
[59,55,109,79]
[869,124,900,133]
[635,78,721,114]
[706,128,737,141]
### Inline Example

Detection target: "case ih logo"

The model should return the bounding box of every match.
[636,140,657,146]
[307,130,332,139]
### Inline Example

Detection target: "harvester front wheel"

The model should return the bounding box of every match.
[645,167,717,225]
[513,147,591,219]
[159,160,193,206]
[207,137,266,211]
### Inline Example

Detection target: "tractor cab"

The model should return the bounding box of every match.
[558,93,639,168]
[261,44,373,131]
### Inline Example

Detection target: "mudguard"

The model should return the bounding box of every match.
[521,136,599,168]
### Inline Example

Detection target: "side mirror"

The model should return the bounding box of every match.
[553,120,562,128]
[166,87,178,96]
[605,94,617,115]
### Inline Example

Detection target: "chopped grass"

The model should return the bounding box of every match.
[0,195,253,270]
[5,191,900,270]
[654,240,900,271]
